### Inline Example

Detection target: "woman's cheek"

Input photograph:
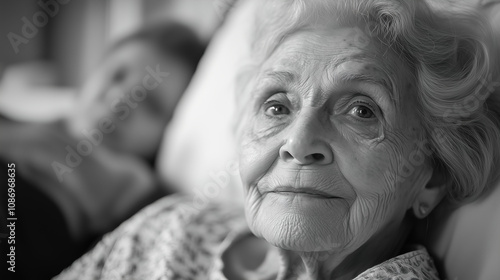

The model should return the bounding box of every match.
[349,198,378,235]
[331,143,383,196]
[337,120,410,192]
[348,192,397,242]
[239,132,282,189]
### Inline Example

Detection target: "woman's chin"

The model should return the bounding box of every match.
[247,192,349,252]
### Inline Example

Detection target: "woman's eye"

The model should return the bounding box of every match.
[112,67,128,83]
[348,105,375,119]
[265,104,290,116]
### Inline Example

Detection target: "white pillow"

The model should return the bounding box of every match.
[156,0,258,204]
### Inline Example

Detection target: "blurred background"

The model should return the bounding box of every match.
[0,1,233,279]
[0,0,227,121]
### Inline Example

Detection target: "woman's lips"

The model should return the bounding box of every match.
[267,187,339,199]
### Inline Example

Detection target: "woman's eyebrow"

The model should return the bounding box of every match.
[334,72,395,98]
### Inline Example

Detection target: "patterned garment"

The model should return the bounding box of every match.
[54,195,440,280]
[353,249,440,280]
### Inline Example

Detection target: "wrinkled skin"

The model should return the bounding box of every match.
[238,26,435,279]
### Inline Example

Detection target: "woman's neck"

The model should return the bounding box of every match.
[276,249,340,280]
[276,219,412,280]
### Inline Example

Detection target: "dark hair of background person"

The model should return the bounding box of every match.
[111,21,206,75]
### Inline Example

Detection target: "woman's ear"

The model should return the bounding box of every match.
[412,167,448,219]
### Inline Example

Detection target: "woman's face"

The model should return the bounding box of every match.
[239,26,433,254]
[72,41,191,159]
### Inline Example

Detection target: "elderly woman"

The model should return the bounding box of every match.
[55,0,500,279]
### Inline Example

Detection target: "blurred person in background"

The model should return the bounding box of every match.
[69,22,204,167]
[0,21,204,279]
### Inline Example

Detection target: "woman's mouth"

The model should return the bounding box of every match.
[268,187,339,199]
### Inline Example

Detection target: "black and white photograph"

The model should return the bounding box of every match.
[0,0,499,279]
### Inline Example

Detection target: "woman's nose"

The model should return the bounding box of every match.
[279,122,333,165]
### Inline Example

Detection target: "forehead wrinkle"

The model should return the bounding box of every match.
[260,34,404,107]
[261,69,297,85]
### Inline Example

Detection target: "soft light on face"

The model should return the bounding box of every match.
[239,26,433,254]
